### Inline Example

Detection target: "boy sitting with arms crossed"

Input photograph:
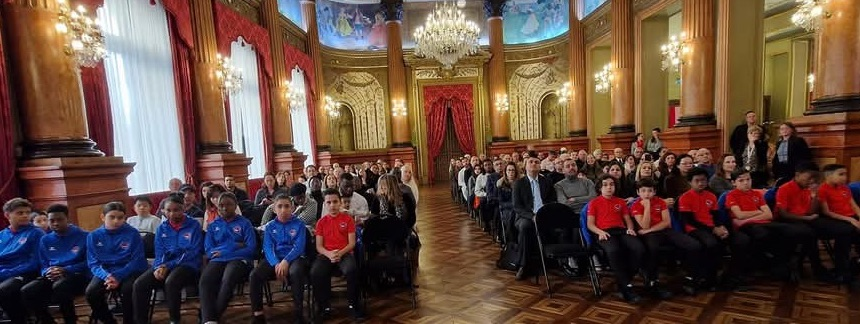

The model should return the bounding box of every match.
[311,189,365,320]
[631,178,704,297]
[817,164,860,287]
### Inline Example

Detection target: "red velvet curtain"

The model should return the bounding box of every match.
[450,98,476,155]
[0,31,18,215]
[80,64,114,156]
[213,1,273,78]
[425,98,448,184]
[168,17,197,184]
[258,64,274,172]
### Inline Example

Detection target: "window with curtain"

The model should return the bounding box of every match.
[290,67,315,166]
[99,0,185,195]
[229,38,267,178]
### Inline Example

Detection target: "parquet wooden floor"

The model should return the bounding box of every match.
[97,185,860,322]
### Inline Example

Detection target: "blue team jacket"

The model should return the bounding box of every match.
[39,225,89,277]
[87,223,148,281]
[204,215,256,263]
[0,225,44,281]
[154,215,203,272]
[262,216,306,267]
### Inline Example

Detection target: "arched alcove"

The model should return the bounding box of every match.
[540,93,564,139]
[331,104,356,152]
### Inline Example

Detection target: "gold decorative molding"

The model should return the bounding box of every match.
[414,67,481,80]
[509,61,568,140]
[280,16,308,52]
[583,1,611,45]
[321,48,389,68]
[404,50,492,69]
[218,0,261,24]
[503,35,570,63]
[327,72,388,150]
[633,0,666,13]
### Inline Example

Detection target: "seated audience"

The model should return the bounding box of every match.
[606,162,636,202]
[127,196,160,234]
[366,175,417,255]
[261,183,319,230]
[31,210,50,233]
[554,159,596,214]
[678,168,749,290]
[663,154,694,205]
[586,175,645,304]
[255,172,278,206]
[311,189,364,320]
[199,192,257,323]
[250,193,309,324]
[512,153,556,280]
[22,204,89,324]
[224,175,249,202]
[497,162,519,244]
[86,201,148,324]
[179,184,205,219]
[401,163,420,204]
[133,194,204,324]
[695,148,715,179]
[198,181,214,211]
[168,178,183,193]
[817,164,860,284]
[339,173,370,224]
[709,154,737,197]
[0,198,44,323]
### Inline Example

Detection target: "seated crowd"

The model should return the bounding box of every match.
[0,159,419,324]
[452,126,860,304]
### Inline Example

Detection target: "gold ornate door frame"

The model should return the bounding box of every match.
[404,52,490,184]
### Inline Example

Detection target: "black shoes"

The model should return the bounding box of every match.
[515,267,527,281]
[252,314,267,324]
[646,281,673,300]
[560,262,582,278]
[620,285,641,304]
[349,304,366,321]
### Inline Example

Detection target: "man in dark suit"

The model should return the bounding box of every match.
[512,153,557,280]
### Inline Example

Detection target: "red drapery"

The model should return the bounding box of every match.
[168,17,198,185]
[80,64,114,156]
[422,84,475,183]
[0,27,18,219]
[213,0,273,78]
[161,0,194,49]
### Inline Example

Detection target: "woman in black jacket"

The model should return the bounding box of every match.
[772,122,811,182]
[736,125,769,188]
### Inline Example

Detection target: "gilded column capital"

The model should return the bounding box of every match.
[381,0,403,22]
[483,0,507,18]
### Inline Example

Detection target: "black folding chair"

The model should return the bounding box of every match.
[534,203,601,298]
[361,218,417,309]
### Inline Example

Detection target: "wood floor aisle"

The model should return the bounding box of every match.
[140,184,860,323]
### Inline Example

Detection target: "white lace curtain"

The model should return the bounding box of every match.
[228,38,267,178]
[290,67,315,166]
[99,0,185,195]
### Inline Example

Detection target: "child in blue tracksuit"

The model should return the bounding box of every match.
[0,198,44,323]
[133,194,203,324]
[199,192,257,323]
[22,204,89,324]
[249,192,309,324]
[86,201,148,324]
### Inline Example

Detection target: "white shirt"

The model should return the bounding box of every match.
[474,173,488,197]
[127,214,161,234]
[458,168,469,199]
[348,192,369,218]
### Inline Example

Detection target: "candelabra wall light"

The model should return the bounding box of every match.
[594,64,612,94]
[324,96,341,118]
[215,54,242,95]
[495,94,510,112]
[392,99,407,117]
[807,73,815,93]
[56,0,106,68]
[792,0,829,32]
[557,81,571,103]
[660,33,688,72]
[285,80,305,113]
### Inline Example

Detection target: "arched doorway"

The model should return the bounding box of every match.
[540,93,563,139]
[330,104,356,152]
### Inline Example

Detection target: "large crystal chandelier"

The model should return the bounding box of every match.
[791,0,828,32]
[55,0,106,68]
[215,54,242,95]
[413,1,480,69]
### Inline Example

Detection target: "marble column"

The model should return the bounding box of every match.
[383,0,411,148]
[568,1,588,139]
[301,0,331,152]
[3,0,132,229]
[485,0,510,142]
[809,0,860,113]
[676,0,716,126]
[609,0,634,133]
[190,0,251,186]
[261,0,306,176]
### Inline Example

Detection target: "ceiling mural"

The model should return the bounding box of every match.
[583,0,606,17]
[316,0,387,51]
[503,0,570,45]
[278,0,303,28]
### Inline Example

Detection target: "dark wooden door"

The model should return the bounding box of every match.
[433,107,464,184]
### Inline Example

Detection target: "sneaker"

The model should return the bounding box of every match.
[315,307,331,321]
[646,281,673,300]
[349,304,366,321]
[681,277,697,296]
[620,285,641,304]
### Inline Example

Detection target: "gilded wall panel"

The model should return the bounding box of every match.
[327,72,388,150]
[509,61,567,140]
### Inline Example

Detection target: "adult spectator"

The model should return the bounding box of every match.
[772,122,812,182]
[646,128,663,155]
[224,175,249,202]
[736,125,769,189]
[729,111,768,157]
[512,154,556,280]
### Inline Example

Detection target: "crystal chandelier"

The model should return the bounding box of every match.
[791,0,828,32]
[55,0,106,68]
[413,1,480,69]
[495,94,509,112]
[324,96,341,119]
[594,64,612,94]
[392,99,407,117]
[215,54,242,95]
[557,82,571,103]
[285,80,306,113]
[660,33,687,72]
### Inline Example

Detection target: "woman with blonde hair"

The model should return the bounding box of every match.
[400,163,419,204]
[365,174,417,256]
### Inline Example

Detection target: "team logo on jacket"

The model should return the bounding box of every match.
[49,246,57,251]
[289,229,297,237]
[183,232,192,240]
[119,242,130,250]
[233,226,242,233]
[339,222,347,229]
[613,204,621,211]
[71,246,80,254]
[18,237,27,245]
[705,200,714,207]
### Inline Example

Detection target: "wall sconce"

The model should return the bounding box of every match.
[392,99,407,117]
[557,81,571,103]
[660,33,688,72]
[215,54,242,95]
[792,0,830,32]
[495,94,510,112]
[594,64,612,94]
[56,0,106,68]
[324,96,341,118]
[285,79,305,113]
[807,73,815,93]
